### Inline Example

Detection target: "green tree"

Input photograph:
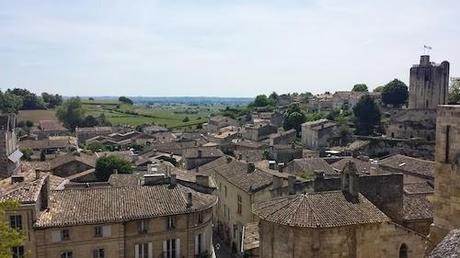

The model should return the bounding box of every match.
[41,92,63,108]
[56,97,85,131]
[352,84,368,92]
[381,79,409,106]
[353,95,381,136]
[182,116,190,123]
[7,88,45,110]
[118,96,133,105]
[95,155,133,181]
[283,105,307,135]
[252,95,272,107]
[373,85,384,92]
[268,92,278,103]
[0,91,23,113]
[0,200,25,258]
[448,79,460,104]
[20,148,33,161]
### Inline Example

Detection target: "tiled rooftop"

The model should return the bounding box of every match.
[253,191,389,228]
[379,154,434,179]
[35,184,217,228]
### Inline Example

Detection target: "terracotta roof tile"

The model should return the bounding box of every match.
[379,154,434,179]
[35,184,217,228]
[253,191,389,228]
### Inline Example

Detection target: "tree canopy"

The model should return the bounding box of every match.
[373,85,384,93]
[6,88,46,110]
[353,95,381,136]
[41,92,63,108]
[352,84,368,92]
[252,94,273,107]
[381,79,409,106]
[283,104,306,134]
[0,91,23,113]
[118,96,133,105]
[0,200,25,258]
[56,97,86,130]
[448,79,460,104]
[95,155,133,181]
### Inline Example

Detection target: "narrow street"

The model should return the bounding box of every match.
[214,233,237,258]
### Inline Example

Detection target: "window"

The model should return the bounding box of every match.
[93,248,104,258]
[237,195,242,215]
[61,229,70,241]
[163,239,180,258]
[61,251,73,258]
[135,242,152,258]
[194,233,203,255]
[399,243,408,258]
[224,185,227,197]
[94,226,102,237]
[11,246,24,258]
[138,220,148,234]
[446,125,451,162]
[197,213,203,224]
[167,216,176,230]
[10,215,22,231]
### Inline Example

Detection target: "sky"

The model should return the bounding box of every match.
[0,0,459,97]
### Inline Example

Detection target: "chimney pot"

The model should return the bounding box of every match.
[170,174,177,187]
[187,192,193,207]
[288,175,296,195]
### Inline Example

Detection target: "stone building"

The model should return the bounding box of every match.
[387,55,449,140]
[181,147,224,170]
[206,116,238,133]
[428,105,460,251]
[202,158,273,254]
[408,55,449,109]
[269,129,296,145]
[0,113,22,178]
[253,162,427,258]
[242,123,278,142]
[31,120,68,140]
[301,119,337,150]
[76,126,114,144]
[1,167,217,258]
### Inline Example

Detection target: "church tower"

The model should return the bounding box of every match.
[408,55,449,109]
[0,113,21,178]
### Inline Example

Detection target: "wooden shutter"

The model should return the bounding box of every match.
[102,225,111,237]
[163,240,167,258]
[148,242,153,258]
[176,238,180,258]
[135,244,139,258]
[51,230,60,242]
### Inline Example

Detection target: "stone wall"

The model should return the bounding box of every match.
[386,109,437,141]
[428,105,460,251]
[355,136,435,160]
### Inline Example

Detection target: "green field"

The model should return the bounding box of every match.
[17,100,223,129]
[82,101,220,128]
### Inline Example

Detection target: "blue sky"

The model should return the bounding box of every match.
[0,0,458,97]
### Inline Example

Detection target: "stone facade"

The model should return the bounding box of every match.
[269,129,296,145]
[301,119,337,150]
[242,123,277,142]
[386,109,437,141]
[34,209,213,258]
[258,220,426,258]
[428,105,460,251]
[408,55,449,109]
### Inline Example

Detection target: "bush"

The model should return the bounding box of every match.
[95,155,133,181]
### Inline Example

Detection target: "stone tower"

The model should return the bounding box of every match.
[0,113,21,178]
[408,55,449,109]
[428,105,460,251]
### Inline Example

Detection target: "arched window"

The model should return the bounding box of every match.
[399,243,408,258]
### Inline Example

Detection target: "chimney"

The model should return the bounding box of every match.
[113,169,118,175]
[11,175,25,184]
[341,161,359,200]
[187,192,193,207]
[268,160,276,170]
[35,169,41,180]
[196,175,209,187]
[272,175,282,190]
[278,163,285,173]
[247,163,255,173]
[420,55,430,66]
[288,175,296,195]
[170,174,177,187]
[197,149,202,158]
[195,166,199,173]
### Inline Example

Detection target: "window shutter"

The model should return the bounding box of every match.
[194,235,199,255]
[163,240,167,258]
[102,225,111,237]
[135,244,139,258]
[176,238,180,258]
[202,231,206,252]
[148,242,153,258]
[51,230,60,242]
